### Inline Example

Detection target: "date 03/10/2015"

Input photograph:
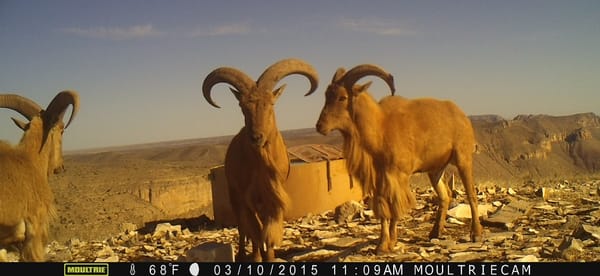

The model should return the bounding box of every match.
[210,263,403,276]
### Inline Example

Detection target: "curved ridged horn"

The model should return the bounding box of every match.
[342,64,396,96]
[257,58,319,97]
[44,90,80,129]
[202,67,255,108]
[0,94,43,120]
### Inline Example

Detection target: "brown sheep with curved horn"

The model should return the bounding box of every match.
[308,64,482,253]
[0,90,79,261]
[203,58,318,262]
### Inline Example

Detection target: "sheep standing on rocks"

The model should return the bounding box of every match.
[203,58,318,261]
[0,91,79,261]
[309,65,483,253]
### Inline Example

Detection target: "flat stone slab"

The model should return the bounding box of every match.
[321,237,365,248]
[448,203,497,219]
[183,242,234,262]
[482,199,534,229]
[449,251,487,262]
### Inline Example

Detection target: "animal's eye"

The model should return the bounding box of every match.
[338,95,347,102]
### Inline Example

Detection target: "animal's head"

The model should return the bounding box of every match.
[203,58,319,149]
[308,64,395,135]
[0,91,80,175]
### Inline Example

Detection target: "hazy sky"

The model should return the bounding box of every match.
[1,1,599,151]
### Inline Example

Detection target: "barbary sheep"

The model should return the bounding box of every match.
[0,91,79,261]
[308,65,483,253]
[202,58,319,261]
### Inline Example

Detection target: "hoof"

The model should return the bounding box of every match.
[262,250,275,262]
[375,243,393,255]
[388,240,398,251]
[428,230,442,240]
[471,233,484,242]
[262,256,275,262]
[471,224,484,242]
[244,252,261,262]
[235,252,246,262]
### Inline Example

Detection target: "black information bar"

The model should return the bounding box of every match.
[0,262,598,276]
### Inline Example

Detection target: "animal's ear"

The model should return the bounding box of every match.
[332,68,346,83]
[354,81,372,95]
[272,84,287,101]
[229,88,242,101]
[11,117,28,130]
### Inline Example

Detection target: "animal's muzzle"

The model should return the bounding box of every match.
[316,121,329,135]
[251,132,266,147]
[53,165,65,174]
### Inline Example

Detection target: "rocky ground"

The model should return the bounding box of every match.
[3,177,598,263]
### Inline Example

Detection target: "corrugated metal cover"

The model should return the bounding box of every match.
[287,144,343,163]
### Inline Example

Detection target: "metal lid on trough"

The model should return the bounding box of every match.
[287,144,343,163]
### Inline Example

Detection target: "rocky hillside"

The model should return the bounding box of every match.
[470,112,600,182]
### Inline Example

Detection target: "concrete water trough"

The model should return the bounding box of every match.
[209,144,365,227]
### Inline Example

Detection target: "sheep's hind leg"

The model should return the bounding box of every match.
[428,169,450,240]
[456,159,483,242]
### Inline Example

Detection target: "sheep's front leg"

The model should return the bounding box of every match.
[376,218,392,254]
[374,171,396,254]
[262,244,275,262]
[388,217,398,251]
[236,231,246,262]
[20,220,45,262]
[0,220,25,244]
[250,240,262,262]
[380,169,407,252]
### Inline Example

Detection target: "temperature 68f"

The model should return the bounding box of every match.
[149,263,179,276]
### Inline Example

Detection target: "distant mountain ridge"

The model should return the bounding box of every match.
[470,112,600,180]
[67,112,600,182]
[279,112,600,180]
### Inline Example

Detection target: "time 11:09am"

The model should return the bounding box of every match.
[331,264,404,276]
